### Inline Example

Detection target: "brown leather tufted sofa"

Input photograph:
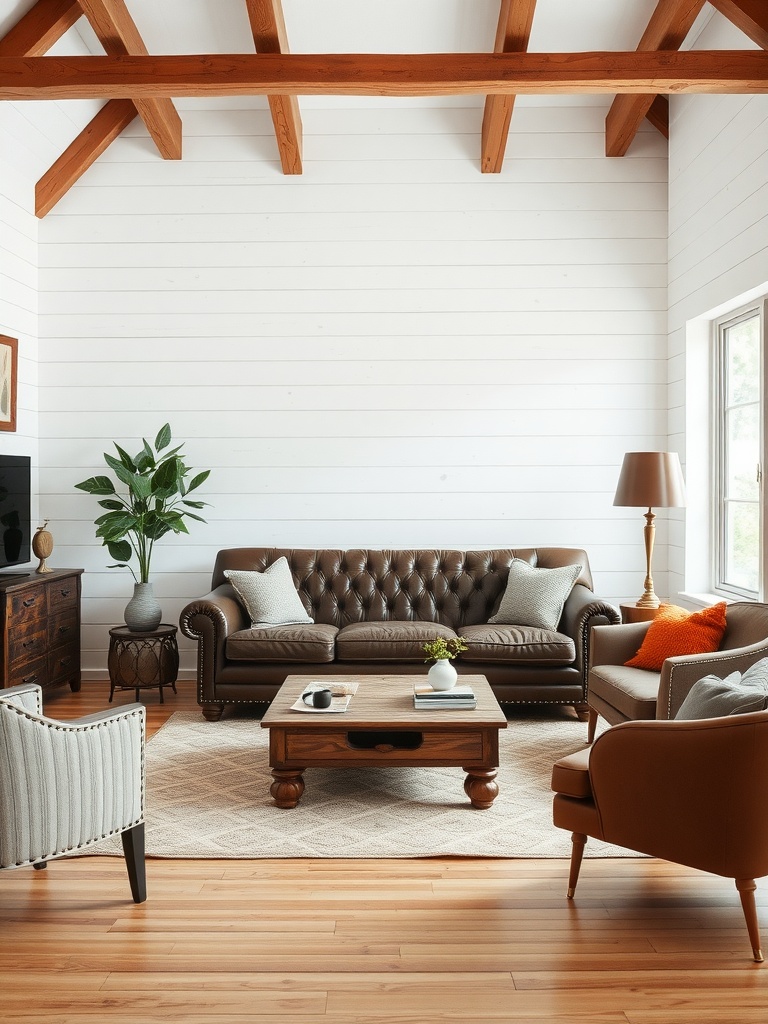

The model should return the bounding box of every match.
[179,547,619,721]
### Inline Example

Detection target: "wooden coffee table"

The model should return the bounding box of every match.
[260,673,507,810]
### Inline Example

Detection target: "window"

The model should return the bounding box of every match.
[714,303,764,599]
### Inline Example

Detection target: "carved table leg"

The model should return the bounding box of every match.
[463,767,499,809]
[270,768,306,808]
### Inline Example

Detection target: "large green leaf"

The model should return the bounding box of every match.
[183,512,206,523]
[155,423,172,451]
[134,441,155,473]
[107,540,132,562]
[130,474,153,499]
[104,454,138,489]
[152,457,180,496]
[113,443,137,471]
[75,475,116,495]
[95,511,138,539]
[97,498,125,510]
[186,470,211,493]
[182,499,207,509]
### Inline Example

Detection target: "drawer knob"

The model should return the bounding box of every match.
[58,625,70,635]
[22,673,38,684]
[22,638,38,649]
[22,598,37,608]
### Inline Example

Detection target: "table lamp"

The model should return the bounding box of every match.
[613,451,686,609]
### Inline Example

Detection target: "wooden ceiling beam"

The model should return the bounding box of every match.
[0,0,82,57]
[244,0,302,174]
[645,94,669,139]
[35,97,137,216]
[605,0,707,157]
[708,0,768,50]
[2,50,767,100]
[481,0,538,174]
[77,0,181,159]
[0,0,141,217]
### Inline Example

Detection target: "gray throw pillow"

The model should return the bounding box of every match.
[224,557,313,628]
[675,658,768,720]
[488,559,582,631]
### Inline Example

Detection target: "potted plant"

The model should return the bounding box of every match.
[75,424,210,632]
[422,636,468,691]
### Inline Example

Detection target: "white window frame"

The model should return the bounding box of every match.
[712,300,766,601]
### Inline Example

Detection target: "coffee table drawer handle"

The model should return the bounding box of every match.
[346,730,423,751]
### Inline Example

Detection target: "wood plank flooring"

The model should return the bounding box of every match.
[2,682,767,1023]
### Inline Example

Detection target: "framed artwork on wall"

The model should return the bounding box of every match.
[0,336,17,432]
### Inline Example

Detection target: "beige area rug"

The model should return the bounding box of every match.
[99,708,629,859]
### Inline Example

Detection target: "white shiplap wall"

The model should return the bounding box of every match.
[0,132,39,506]
[35,100,668,678]
[668,14,768,600]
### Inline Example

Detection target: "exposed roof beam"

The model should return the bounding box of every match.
[1,51,767,100]
[605,0,707,157]
[77,0,181,159]
[36,97,137,216]
[481,0,538,174]
[645,94,669,138]
[0,0,140,217]
[0,0,81,57]
[708,0,768,50]
[244,0,302,174]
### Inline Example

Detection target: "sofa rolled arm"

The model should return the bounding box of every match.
[560,585,621,680]
[658,637,768,719]
[179,585,248,700]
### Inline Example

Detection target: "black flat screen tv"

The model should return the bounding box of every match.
[0,454,31,569]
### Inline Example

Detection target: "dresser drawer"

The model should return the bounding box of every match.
[49,643,79,686]
[49,608,78,649]
[8,622,47,665]
[7,654,49,689]
[9,587,47,622]
[48,579,79,612]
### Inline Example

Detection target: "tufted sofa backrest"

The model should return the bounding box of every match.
[211,548,593,630]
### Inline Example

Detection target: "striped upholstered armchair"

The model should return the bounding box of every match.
[0,683,146,903]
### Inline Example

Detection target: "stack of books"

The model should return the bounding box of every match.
[413,682,477,710]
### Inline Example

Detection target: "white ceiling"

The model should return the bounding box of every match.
[3,0,715,58]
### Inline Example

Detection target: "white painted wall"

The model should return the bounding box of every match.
[32,100,668,678]
[0,119,40,510]
[668,14,768,601]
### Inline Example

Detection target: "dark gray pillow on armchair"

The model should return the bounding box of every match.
[675,657,768,720]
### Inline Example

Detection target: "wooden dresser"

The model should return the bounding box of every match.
[0,569,83,693]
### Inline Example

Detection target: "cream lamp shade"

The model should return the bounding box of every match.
[613,451,686,608]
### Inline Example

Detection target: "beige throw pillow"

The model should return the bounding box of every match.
[224,557,313,628]
[489,559,581,631]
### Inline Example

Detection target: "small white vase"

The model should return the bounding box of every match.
[427,659,458,691]
[124,581,162,633]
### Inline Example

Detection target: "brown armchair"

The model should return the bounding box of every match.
[586,601,768,742]
[551,711,768,962]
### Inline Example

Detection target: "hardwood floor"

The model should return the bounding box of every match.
[2,682,767,1023]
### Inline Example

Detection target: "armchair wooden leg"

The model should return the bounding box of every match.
[587,707,598,745]
[736,877,764,962]
[121,822,147,904]
[567,833,587,899]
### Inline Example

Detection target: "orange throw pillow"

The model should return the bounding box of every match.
[624,602,728,671]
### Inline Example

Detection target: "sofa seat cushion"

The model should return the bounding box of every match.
[551,746,592,800]
[226,623,338,663]
[458,624,576,665]
[335,621,457,662]
[588,664,661,720]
